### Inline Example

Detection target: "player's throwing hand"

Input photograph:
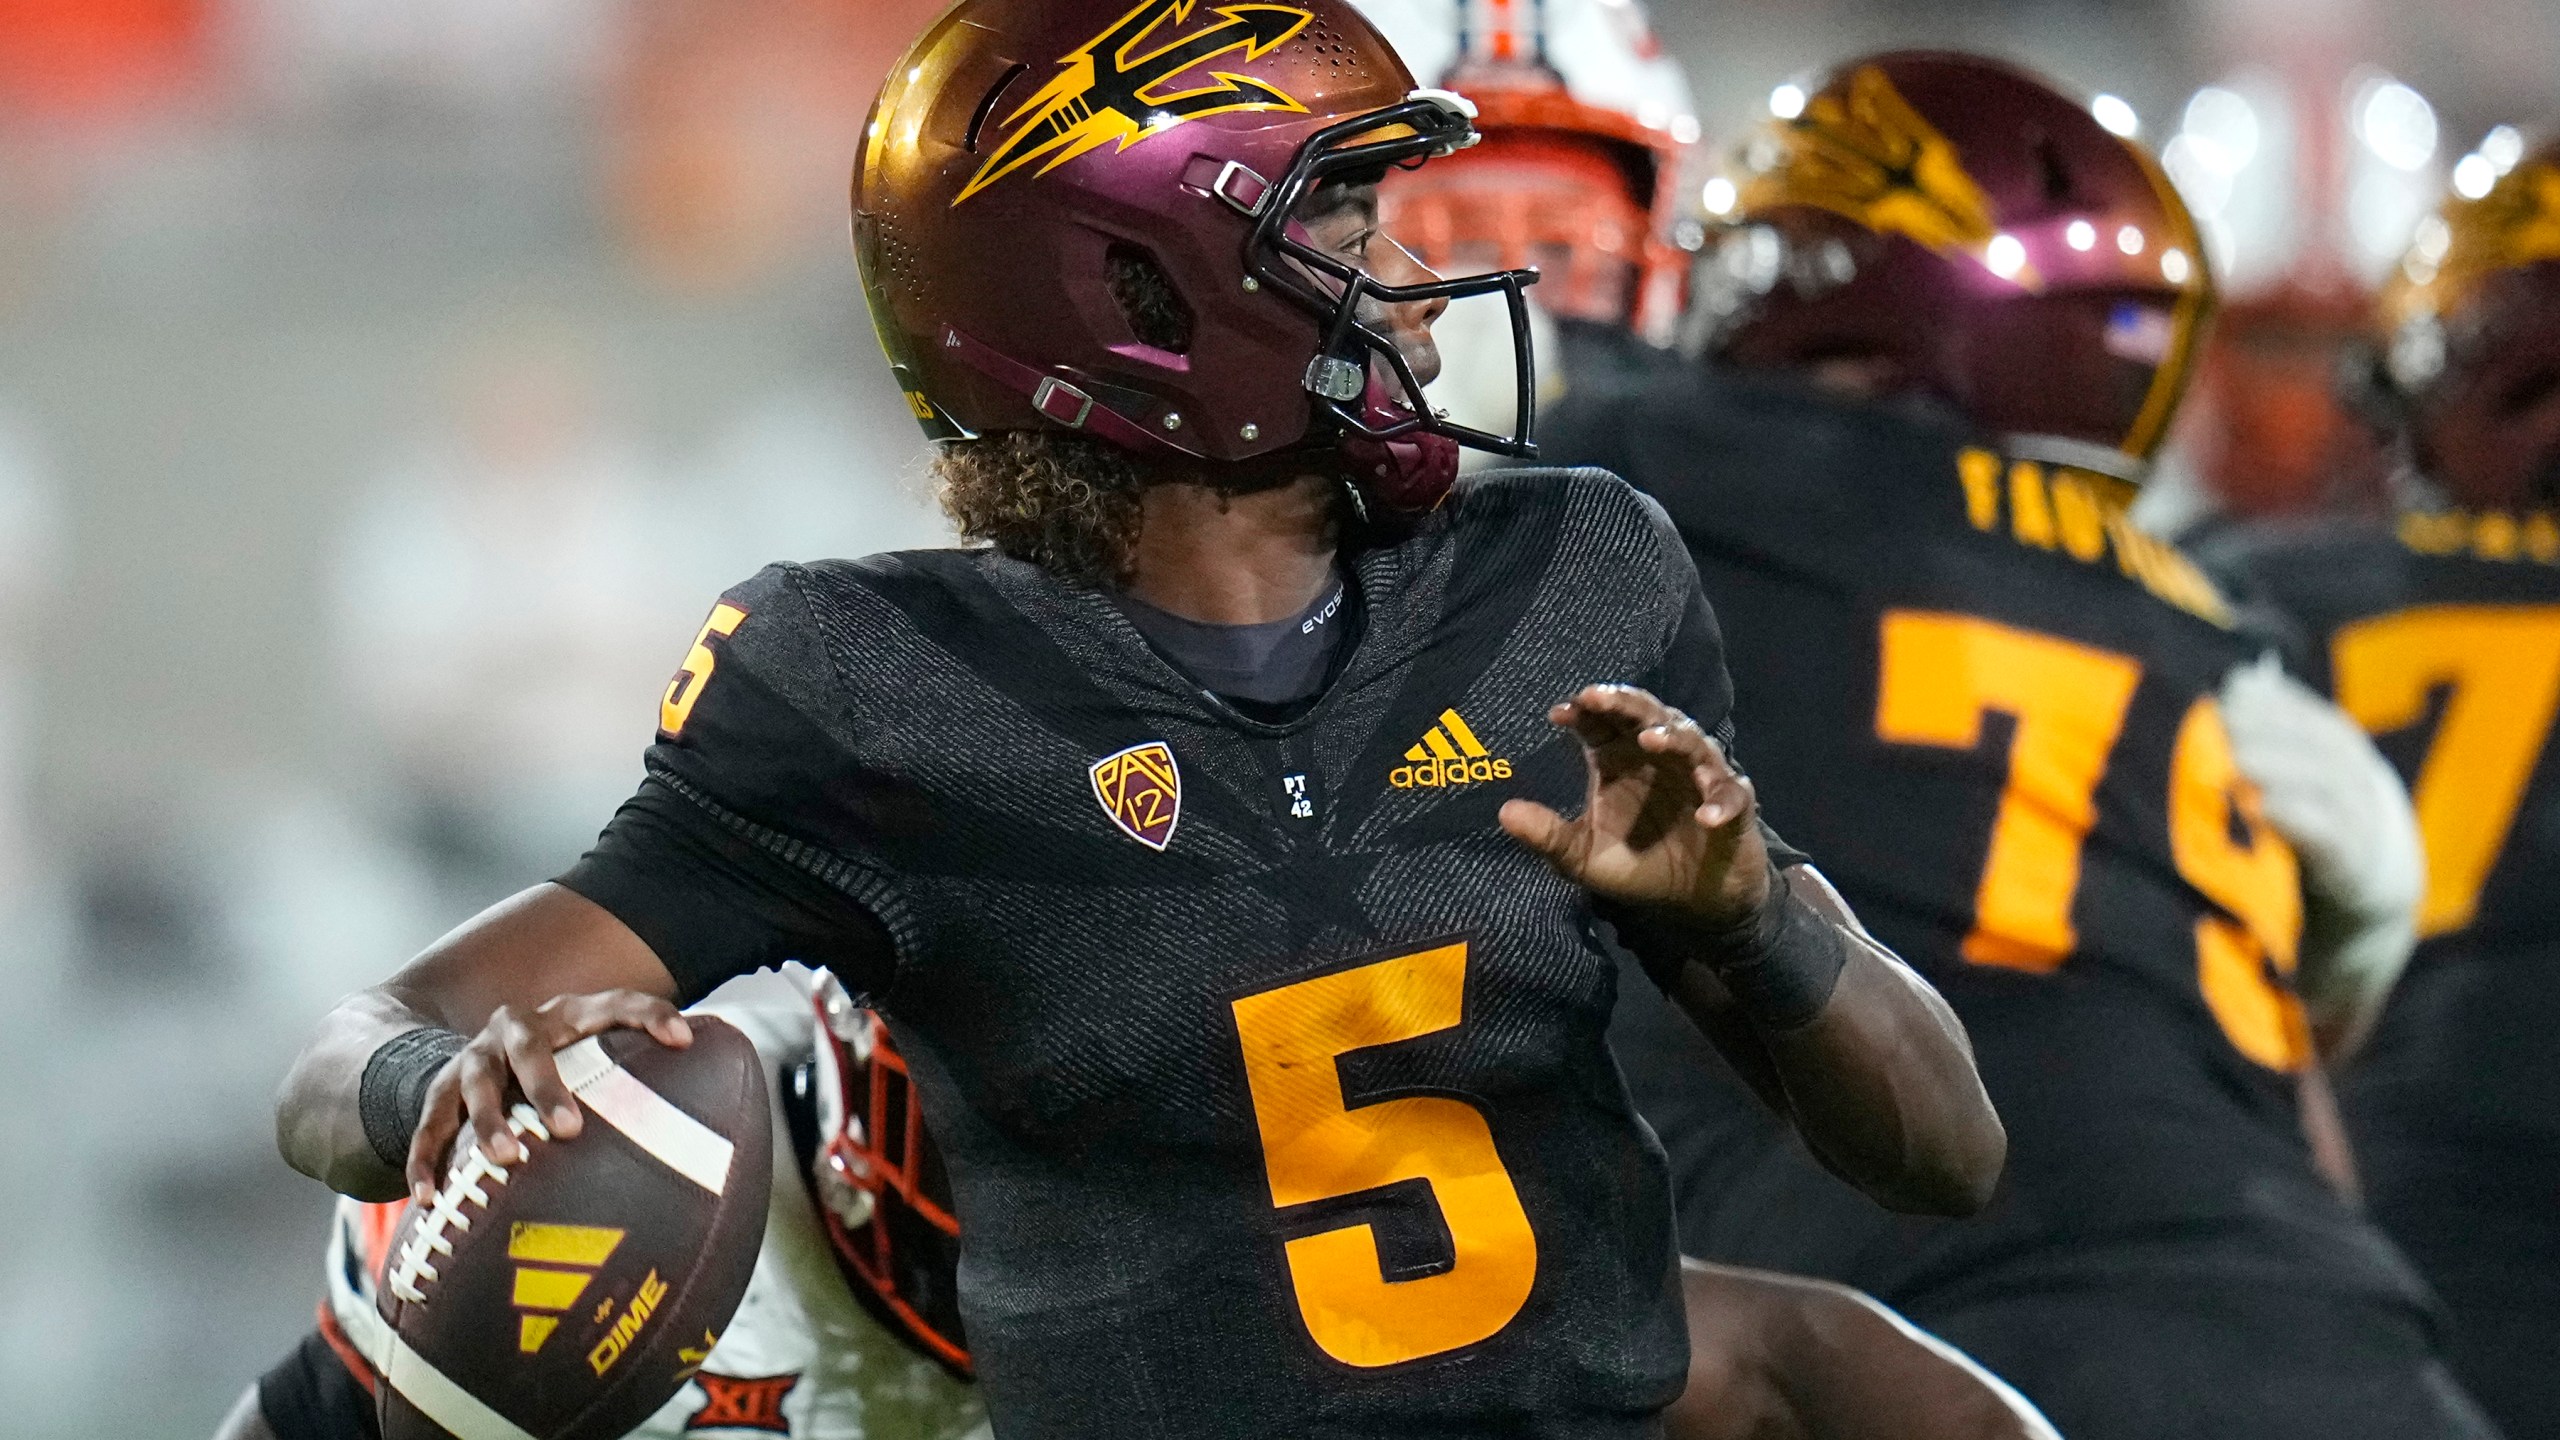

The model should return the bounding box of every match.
[404,989,691,1204]
[1499,683,1772,928]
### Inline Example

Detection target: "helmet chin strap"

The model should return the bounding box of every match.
[1336,376,1462,516]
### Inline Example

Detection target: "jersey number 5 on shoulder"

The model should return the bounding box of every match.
[1876,610,2309,1071]
[662,603,749,739]
[1232,941,1537,1369]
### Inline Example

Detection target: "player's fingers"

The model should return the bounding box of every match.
[500,1010,586,1142]
[1557,709,1647,767]
[405,1068,466,1204]
[1570,682,1666,718]
[1636,716,1714,767]
[1499,798,1581,871]
[1693,766,1756,831]
[452,1040,524,1167]
[544,989,693,1050]
[1562,683,1679,738]
[1693,730,1738,778]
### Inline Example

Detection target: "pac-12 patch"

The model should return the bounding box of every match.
[1090,742,1183,851]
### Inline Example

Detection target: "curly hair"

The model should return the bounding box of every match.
[934,429,1151,586]
[933,240,1367,583]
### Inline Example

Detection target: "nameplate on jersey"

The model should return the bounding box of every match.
[1955,447,2230,626]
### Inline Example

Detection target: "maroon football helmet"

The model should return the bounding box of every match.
[854,0,1543,512]
[1695,51,2214,469]
[2376,133,2560,509]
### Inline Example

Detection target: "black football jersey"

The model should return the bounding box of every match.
[1547,368,2426,1311]
[2203,510,2560,1352]
[563,470,1732,1440]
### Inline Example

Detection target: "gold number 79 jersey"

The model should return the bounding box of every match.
[1554,367,2422,1306]
[1870,606,2306,1068]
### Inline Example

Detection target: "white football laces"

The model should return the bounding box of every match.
[387,1104,551,1305]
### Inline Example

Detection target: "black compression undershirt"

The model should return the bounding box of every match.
[1116,576,1354,711]
[559,782,896,1002]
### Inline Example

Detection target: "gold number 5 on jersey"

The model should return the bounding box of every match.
[1231,941,1538,1369]
[662,603,749,739]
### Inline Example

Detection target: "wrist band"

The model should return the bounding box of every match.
[359,1027,467,1172]
[1707,882,1849,1031]
[1607,879,1849,1032]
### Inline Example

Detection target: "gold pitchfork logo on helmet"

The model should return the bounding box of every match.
[1744,65,2005,271]
[957,0,1317,205]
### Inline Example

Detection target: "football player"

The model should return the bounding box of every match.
[268,5,2005,1438]
[1355,0,1700,426]
[1543,52,2489,1440]
[219,970,985,1440]
[2197,133,2560,1438]
[229,971,2048,1440]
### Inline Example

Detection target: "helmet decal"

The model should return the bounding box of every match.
[856,0,1539,476]
[1707,52,2214,463]
[956,0,1317,205]
[2386,160,2560,335]
[1746,65,2003,269]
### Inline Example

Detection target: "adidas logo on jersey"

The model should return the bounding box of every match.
[1391,709,1513,789]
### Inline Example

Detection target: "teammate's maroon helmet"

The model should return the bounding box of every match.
[854,0,1542,512]
[1695,52,2213,469]
[2376,132,2560,509]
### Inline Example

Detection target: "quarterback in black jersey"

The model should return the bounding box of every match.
[1550,52,2492,1440]
[271,7,2002,1439]
[2202,137,2560,1438]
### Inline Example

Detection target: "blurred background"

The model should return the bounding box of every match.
[0,0,2554,1433]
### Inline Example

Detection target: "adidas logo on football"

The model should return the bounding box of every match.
[506,1222,625,1355]
[1391,709,1514,789]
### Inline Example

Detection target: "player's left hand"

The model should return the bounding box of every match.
[1500,684,1771,926]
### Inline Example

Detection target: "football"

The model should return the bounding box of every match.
[372,1019,773,1440]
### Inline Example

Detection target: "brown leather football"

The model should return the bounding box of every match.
[374,1019,772,1440]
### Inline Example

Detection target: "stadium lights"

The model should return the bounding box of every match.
[1770,83,1806,119]
[2091,94,2140,137]
[2483,124,2526,174]
[2181,87,2259,172]
[2351,74,2437,173]
[2412,214,2453,264]
[2453,153,2497,200]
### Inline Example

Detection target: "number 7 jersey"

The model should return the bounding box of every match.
[1550,368,2426,1309]
[562,469,1734,1440]
[2201,508,2560,1422]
